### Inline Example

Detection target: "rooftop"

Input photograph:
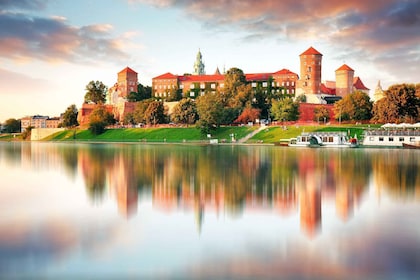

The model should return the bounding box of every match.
[300,46,322,56]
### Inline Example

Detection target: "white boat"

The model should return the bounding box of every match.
[288,132,357,148]
[362,129,420,147]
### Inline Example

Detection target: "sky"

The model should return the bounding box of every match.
[0,0,419,122]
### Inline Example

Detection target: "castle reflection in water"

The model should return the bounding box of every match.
[6,142,420,238]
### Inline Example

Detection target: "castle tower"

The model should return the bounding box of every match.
[296,47,323,96]
[193,49,205,75]
[373,80,385,102]
[117,67,138,98]
[335,64,354,97]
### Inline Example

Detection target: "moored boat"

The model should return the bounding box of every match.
[362,129,420,148]
[288,132,357,148]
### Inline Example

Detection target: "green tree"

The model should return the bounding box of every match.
[84,81,107,104]
[222,67,247,105]
[133,99,153,124]
[123,112,136,125]
[144,101,166,125]
[88,106,115,135]
[127,83,152,102]
[4,118,21,133]
[372,84,419,123]
[196,93,224,134]
[271,98,300,121]
[61,104,79,128]
[313,105,330,122]
[171,98,198,125]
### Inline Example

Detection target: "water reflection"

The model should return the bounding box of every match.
[1,142,420,279]
[2,143,419,236]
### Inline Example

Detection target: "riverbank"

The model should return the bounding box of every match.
[21,124,375,144]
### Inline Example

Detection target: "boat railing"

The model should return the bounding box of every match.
[364,129,420,136]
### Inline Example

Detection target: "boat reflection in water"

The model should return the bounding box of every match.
[0,142,419,279]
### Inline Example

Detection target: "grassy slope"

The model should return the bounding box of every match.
[46,126,257,143]
[248,124,382,143]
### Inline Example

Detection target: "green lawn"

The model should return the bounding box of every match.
[46,126,257,143]
[248,124,381,143]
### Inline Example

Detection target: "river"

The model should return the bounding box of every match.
[0,142,419,279]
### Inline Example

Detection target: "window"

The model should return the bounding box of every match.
[190,92,195,97]
[220,83,224,88]
[389,137,394,142]
[286,81,289,86]
[200,83,205,89]
[262,82,267,87]
[252,82,257,88]
[211,83,216,89]
[291,81,295,86]
[308,66,311,72]
[190,84,195,89]
[399,137,404,142]
[379,137,384,142]
[180,84,184,89]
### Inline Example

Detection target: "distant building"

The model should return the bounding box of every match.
[193,49,205,75]
[20,115,61,132]
[373,80,385,102]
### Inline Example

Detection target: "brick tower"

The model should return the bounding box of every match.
[297,47,323,96]
[335,64,354,97]
[117,67,138,98]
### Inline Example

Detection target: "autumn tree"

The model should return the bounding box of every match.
[171,98,198,125]
[234,107,261,124]
[270,98,300,121]
[133,99,154,124]
[61,104,79,128]
[88,106,115,135]
[334,91,372,122]
[3,118,21,133]
[84,81,107,104]
[372,84,419,123]
[196,93,224,134]
[313,105,330,123]
[144,101,167,125]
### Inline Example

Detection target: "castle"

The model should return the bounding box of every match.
[78,46,370,125]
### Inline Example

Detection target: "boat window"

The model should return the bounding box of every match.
[369,137,374,141]
[389,137,394,142]
[399,137,404,142]
[328,137,333,142]
[410,137,415,142]
[379,137,384,142]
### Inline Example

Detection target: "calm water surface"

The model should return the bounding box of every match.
[0,142,419,279]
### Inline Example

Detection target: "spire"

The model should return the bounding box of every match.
[214,66,221,75]
[193,48,205,75]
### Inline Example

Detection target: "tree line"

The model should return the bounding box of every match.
[2,69,418,136]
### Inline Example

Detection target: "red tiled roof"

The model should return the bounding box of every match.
[353,77,369,90]
[153,72,178,79]
[300,46,322,56]
[336,64,354,72]
[273,68,298,75]
[119,67,137,74]
[179,74,225,82]
[245,73,272,81]
[320,83,336,95]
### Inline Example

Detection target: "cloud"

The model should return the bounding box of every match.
[0,10,129,64]
[0,68,51,94]
[0,0,47,11]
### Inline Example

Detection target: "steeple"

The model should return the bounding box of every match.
[374,80,385,102]
[214,66,221,75]
[193,48,205,75]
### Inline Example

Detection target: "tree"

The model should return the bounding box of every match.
[133,99,153,124]
[372,84,419,123]
[4,118,21,133]
[270,98,300,121]
[127,83,152,102]
[222,67,247,105]
[144,101,166,125]
[234,107,261,124]
[313,106,330,123]
[84,81,107,104]
[61,104,79,128]
[123,112,136,125]
[333,91,372,122]
[196,93,224,134]
[88,106,115,135]
[171,98,198,125]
